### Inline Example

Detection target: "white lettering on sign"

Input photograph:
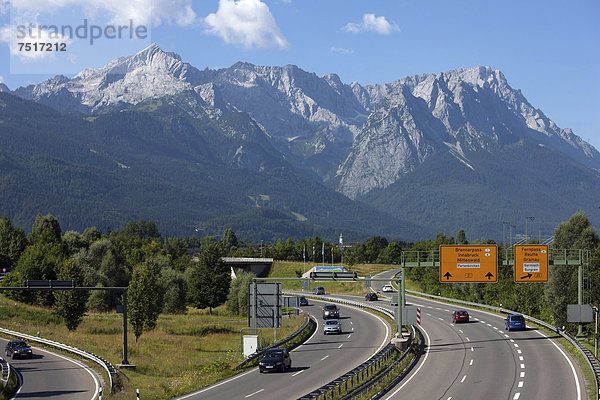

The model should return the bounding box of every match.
[523,263,540,272]
[457,263,481,269]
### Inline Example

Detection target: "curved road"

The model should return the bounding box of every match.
[0,337,100,400]
[175,299,391,399]
[369,270,586,400]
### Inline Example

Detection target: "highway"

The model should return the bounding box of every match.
[369,270,587,400]
[0,337,100,400]
[174,299,391,400]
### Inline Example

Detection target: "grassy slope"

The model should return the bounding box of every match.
[0,300,303,400]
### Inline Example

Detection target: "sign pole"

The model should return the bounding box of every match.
[578,250,584,337]
[251,281,257,335]
[122,290,129,365]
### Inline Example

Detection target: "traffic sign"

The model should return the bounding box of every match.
[439,245,498,283]
[514,244,548,282]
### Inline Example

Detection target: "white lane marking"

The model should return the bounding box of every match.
[519,356,524,361]
[29,344,100,400]
[514,343,519,348]
[383,323,432,400]
[510,339,515,343]
[520,371,525,378]
[426,313,432,316]
[458,329,463,334]
[513,393,520,399]
[438,317,444,321]
[486,323,492,327]
[480,321,486,324]
[321,355,329,361]
[533,328,581,400]
[338,344,344,348]
[520,363,525,369]
[350,321,353,324]
[466,337,471,342]
[445,309,450,312]
[292,370,304,377]
[504,334,510,338]
[518,381,524,388]
[460,375,467,383]
[408,294,583,400]
[352,327,354,331]
[245,388,264,398]
[493,327,498,330]
[347,334,352,338]
[517,349,522,354]
[470,347,474,352]
[447,397,452,400]
[469,359,473,366]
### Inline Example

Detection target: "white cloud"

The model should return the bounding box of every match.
[342,13,399,35]
[203,0,289,50]
[6,0,197,27]
[330,46,354,55]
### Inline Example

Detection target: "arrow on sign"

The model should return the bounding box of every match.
[443,272,453,280]
[485,272,494,280]
[520,273,533,279]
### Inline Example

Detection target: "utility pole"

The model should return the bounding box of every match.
[525,217,535,242]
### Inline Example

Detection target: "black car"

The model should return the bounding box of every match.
[365,292,378,301]
[322,304,340,319]
[258,348,291,373]
[5,340,33,359]
[299,296,309,306]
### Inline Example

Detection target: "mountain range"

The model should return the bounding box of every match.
[1,43,599,241]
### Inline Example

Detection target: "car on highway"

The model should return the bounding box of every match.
[452,310,470,323]
[323,319,342,334]
[322,304,340,319]
[5,340,33,359]
[505,314,526,331]
[365,292,378,301]
[299,296,309,306]
[382,284,395,292]
[258,348,291,373]
[312,286,325,295]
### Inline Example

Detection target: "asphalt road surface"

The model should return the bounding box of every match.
[0,337,100,400]
[370,269,586,400]
[174,299,391,400]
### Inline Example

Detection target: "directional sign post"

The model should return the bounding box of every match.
[514,244,548,282]
[439,245,498,283]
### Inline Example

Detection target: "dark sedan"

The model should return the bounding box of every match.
[365,292,378,301]
[259,348,291,373]
[452,310,469,323]
[5,340,33,359]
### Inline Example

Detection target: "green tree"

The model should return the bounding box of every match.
[226,270,255,316]
[186,244,230,313]
[545,212,599,325]
[128,259,165,341]
[384,242,403,264]
[0,214,27,271]
[31,213,62,244]
[221,228,238,255]
[54,259,89,331]
[456,229,468,245]
[161,267,188,314]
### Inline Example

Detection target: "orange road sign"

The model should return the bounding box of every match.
[440,245,498,283]
[514,244,548,283]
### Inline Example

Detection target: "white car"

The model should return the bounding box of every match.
[382,284,395,292]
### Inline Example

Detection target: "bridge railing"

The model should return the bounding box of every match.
[406,289,600,400]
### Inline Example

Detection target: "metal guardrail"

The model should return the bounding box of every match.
[0,356,9,383]
[406,289,600,400]
[234,313,316,370]
[285,292,418,400]
[0,327,116,395]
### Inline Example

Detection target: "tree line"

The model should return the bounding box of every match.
[1,212,598,339]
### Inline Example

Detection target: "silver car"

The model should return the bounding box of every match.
[323,319,342,334]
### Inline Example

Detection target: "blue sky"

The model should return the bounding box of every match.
[1,0,599,149]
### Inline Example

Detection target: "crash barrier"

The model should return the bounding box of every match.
[234,313,316,370]
[0,327,116,395]
[286,292,420,400]
[406,289,600,400]
[0,356,9,397]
